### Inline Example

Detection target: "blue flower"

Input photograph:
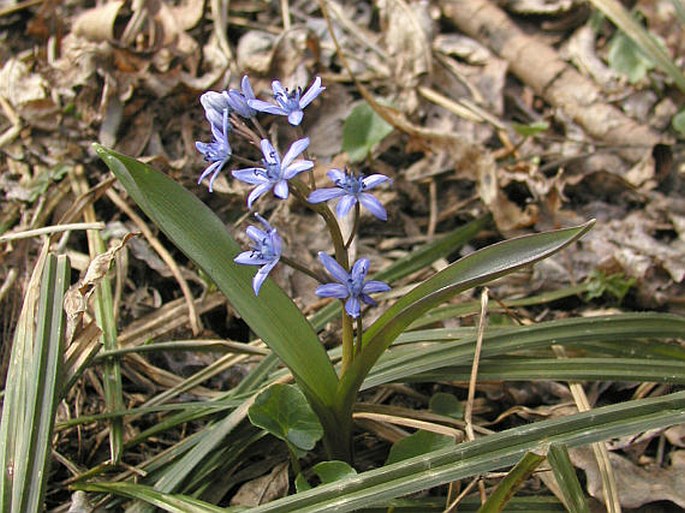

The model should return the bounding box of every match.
[308,168,390,221]
[232,137,313,208]
[200,90,231,128]
[196,108,232,192]
[226,75,257,118]
[315,252,390,318]
[234,214,282,295]
[248,76,325,126]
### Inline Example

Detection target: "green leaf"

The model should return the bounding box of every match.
[589,0,685,93]
[248,384,323,452]
[672,109,685,138]
[342,101,395,162]
[607,30,654,83]
[511,121,549,138]
[478,450,547,513]
[93,144,338,415]
[245,391,685,512]
[429,393,463,419]
[547,444,590,513]
[312,461,357,485]
[0,248,70,513]
[385,430,454,465]
[340,221,595,408]
[76,482,230,513]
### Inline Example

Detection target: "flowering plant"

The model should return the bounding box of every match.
[95,74,593,463]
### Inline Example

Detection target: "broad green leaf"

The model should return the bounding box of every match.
[245,391,685,512]
[478,450,547,513]
[248,384,323,452]
[312,461,357,484]
[607,30,654,83]
[93,145,338,414]
[547,444,590,513]
[340,221,594,406]
[429,393,463,419]
[342,101,395,162]
[385,430,454,465]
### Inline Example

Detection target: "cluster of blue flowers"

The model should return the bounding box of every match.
[195,75,390,318]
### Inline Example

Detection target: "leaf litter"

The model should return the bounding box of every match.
[0,0,684,510]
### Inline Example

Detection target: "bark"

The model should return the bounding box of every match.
[440,0,664,161]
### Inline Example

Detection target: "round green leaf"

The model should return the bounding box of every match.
[248,384,323,452]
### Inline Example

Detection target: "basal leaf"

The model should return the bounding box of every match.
[93,145,338,413]
[342,101,395,162]
[248,384,323,452]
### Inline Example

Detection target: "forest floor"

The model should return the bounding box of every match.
[1,0,684,511]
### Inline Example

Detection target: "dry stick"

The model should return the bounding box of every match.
[105,188,203,336]
[553,345,621,513]
[463,287,489,504]
[280,0,291,31]
[445,477,481,513]
[439,0,664,162]
[0,222,104,242]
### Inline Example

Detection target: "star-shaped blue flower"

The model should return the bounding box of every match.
[315,252,390,318]
[234,214,282,295]
[195,108,232,192]
[232,138,313,208]
[226,75,258,118]
[308,169,391,221]
[248,77,325,126]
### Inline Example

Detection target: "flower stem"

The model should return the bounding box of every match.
[341,310,354,376]
[355,316,363,357]
[280,255,326,282]
[295,125,316,190]
[345,202,360,249]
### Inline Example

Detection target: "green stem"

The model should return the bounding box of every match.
[345,202,360,249]
[341,310,354,376]
[355,316,363,357]
[280,255,326,283]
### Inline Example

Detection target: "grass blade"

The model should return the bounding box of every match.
[0,247,70,512]
[547,444,590,513]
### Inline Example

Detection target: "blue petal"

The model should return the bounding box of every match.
[345,296,361,318]
[273,180,289,200]
[362,174,390,189]
[248,99,287,116]
[282,138,309,169]
[287,109,304,126]
[350,258,370,281]
[308,188,346,204]
[326,168,346,184]
[336,195,357,218]
[247,183,273,208]
[232,168,267,185]
[283,160,313,179]
[253,259,278,295]
[299,76,325,108]
[318,252,350,284]
[359,193,387,221]
[362,280,391,294]
[315,283,349,299]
